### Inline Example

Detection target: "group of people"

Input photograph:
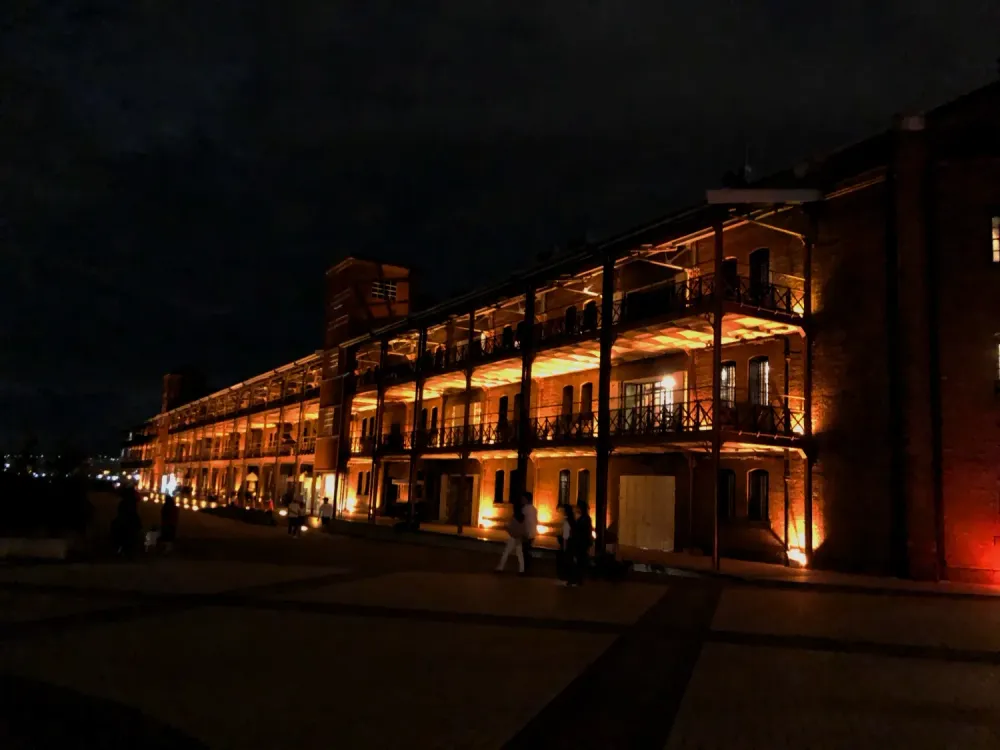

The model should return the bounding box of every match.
[110,487,178,558]
[284,495,334,537]
[496,492,593,586]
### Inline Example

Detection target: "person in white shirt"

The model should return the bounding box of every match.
[287,497,303,537]
[520,492,538,574]
[318,497,333,528]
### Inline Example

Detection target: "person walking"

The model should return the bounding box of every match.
[556,504,574,583]
[520,492,538,574]
[160,496,179,554]
[111,487,142,559]
[318,497,333,528]
[287,496,303,537]
[568,500,593,586]
[496,501,526,574]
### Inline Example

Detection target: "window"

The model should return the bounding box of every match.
[356,471,364,497]
[749,248,770,295]
[718,469,736,520]
[494,470,505,504]
[360,418,368,439]
[748,357,769,406]
[364,471,371,496]
[577,469,590,506]
[510,468,522,499]
[430,407,438,433]
[371,280,397,300]
[561,385,574,417]
[580,383,594,417]
[748,469,769,521]
[720,361,736,408]
[558,469,571,506]
[498,396,509,426]
[993,216,1000,263]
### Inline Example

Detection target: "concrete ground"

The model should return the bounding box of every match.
[2,497,1000,748]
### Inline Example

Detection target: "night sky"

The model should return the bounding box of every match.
[4,1,999,454]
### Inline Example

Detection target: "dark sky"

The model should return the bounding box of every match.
[3,1,999,454]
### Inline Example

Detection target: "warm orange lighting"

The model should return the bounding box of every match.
[537,524,551,535]
[787,547,808,566]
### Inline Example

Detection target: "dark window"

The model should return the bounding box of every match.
[494,470,505,504]
[749,248,770,298]
[580,382,594,417]
[430,407,438,433]
[510,468,521,499]
[748,357,769,406]
[748,469,769,521]
[718,469,736,520]
[565,305,578,333]
[356,471,364,497]
[498,395,509,425]
[721,257,739,295]
[419,408,428,431]
[371,279,397,300]
[360,418,368,439]
[558,469,571,506]
[364,471,371,496]
[562,385,574,417]
[720,361,736,408]
[577,469,590,506]
[513,392,522,422]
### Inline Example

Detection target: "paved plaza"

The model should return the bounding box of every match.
[3,503,1000,748]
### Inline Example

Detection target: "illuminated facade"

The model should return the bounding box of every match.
[123,82,1000,581]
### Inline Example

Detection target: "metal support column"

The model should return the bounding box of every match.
[803,223,815,562]
[291,368,308,507]
[710,221,724,571]
[595,252,616,555]
[271,377,288,508]
[368,339,389,522]
[458,311,475,534]
[408,328,427,526]
[516,287,536,500]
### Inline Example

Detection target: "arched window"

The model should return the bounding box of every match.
[494,470,505,504]
[718,469,736,521]
[562,385,574,417]
[580,383,594,418]
[749,247,770,301]
[558,469,571,506]
[721,257,739,297]
[720,361,736,408]
[565,305,578,333]
[748,469,769,521]
[749,356,769,406]
[577,469,590,505]
[498,395,509,426]
[430,407,438,433]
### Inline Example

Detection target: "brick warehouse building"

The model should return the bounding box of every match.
[122,82,1000,581]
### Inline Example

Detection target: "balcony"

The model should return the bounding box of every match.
[532,410,596,444]
[534,300,603,352]
[615,273,804,331]
[608,396,804,442]
[350,436,376,456]
[300,436,317,455]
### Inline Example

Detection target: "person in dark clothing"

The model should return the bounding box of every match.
[160,496,180,553]
[568,500,593,586]
[111,489,142,559]
[555,504,574,583]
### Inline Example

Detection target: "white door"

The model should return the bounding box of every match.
[618,475,675,552]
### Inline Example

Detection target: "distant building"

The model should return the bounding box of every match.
[124,82,1000,582]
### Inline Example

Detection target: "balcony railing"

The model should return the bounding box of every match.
[300,436,317,454]
[532,411,597,442]
[350,436,375,455]
[615,273,804,328]
[535,300,602,348]
[608,396,804,439]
